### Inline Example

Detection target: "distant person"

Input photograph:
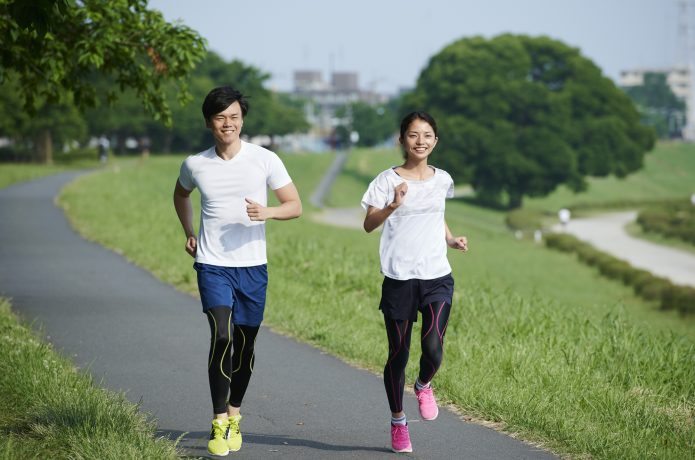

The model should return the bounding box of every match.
[558,208,571,230]
[361,111,468,453]
[173,86,302,456]
[97,136,109,163]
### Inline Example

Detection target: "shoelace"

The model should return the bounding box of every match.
[417,388,435,403]
[392,424,409,440]
[211,421,227,439]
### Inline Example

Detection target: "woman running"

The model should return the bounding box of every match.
[361,111,468,453]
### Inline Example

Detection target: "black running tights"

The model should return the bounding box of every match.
[206,307,260,414]
[383,302,451,413]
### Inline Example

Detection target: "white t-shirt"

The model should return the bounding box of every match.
[178,141,292,267]
[361,167,455,280]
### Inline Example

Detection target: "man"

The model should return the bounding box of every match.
[173,86,302,456]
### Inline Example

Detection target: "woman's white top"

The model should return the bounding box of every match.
[361,167,454,280]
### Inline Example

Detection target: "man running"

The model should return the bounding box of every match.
[173,86,302,456]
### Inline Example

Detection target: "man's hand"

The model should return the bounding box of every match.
[447,235,468,252]
[246,198,272,221]
[185,236,197,257]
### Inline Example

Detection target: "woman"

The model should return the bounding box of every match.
[361,111,468,453]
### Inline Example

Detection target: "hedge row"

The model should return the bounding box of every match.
[545,233,695,314]
[637,200,695,246]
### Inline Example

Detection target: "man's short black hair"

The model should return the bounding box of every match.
[202,86,249,120]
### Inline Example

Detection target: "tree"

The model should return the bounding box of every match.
[0,0,206,128]
[623,72,687,139]
[335,101,396,147]
[403,34,655,209]
[0,76,86,163]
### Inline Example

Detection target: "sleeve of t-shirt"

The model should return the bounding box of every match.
[178,157,196,191]
[446,174,455,199]
[361,173,390,210]
[266,153,293,190]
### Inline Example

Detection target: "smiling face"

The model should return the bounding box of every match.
[400,118,438,161]
[206,101,244,148]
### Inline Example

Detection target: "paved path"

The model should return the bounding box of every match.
[557,211,695,288]
[0,173,556,459]
[309,151,348,208]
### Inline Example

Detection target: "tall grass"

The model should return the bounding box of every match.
[58,153,695,459]
[0,298,178,459]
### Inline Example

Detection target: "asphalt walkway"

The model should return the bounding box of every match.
[0,172,556,459]
[557,211,695,288]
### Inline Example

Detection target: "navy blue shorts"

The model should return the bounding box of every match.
[194,262,268,326]
[379,273,454,322]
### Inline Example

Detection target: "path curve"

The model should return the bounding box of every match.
[0,172,557,459]
[557,211,695,288]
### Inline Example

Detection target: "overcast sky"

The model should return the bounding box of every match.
[149,0,688,95]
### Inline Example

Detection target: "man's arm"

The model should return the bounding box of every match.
[173,180,197,257]
[245,182,302,221]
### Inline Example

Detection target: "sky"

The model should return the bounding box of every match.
[149,0,688,95]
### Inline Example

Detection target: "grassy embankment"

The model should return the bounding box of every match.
[57,144,694,459]
[0,298,178,459]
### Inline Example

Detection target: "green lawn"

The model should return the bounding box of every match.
[57,150,695,459]
[0,298,178,459]
[526,141,695,212]
[0,151,100,189]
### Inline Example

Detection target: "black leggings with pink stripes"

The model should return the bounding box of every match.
[383,301,451,414]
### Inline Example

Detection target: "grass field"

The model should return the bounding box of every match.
[0,152,100,189]
[56,146,695,459]
[526,141,695,212]
[0,298,178,459]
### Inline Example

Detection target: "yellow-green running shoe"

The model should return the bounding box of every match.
[226,414,242,452]
[208,418,230,456]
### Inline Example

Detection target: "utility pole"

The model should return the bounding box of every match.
[677,0,695,140]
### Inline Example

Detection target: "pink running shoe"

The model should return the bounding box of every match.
[390,424,413,453]
[415,386,439,420]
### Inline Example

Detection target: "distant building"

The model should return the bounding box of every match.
[619,66,695,140]
[292,70,389,141]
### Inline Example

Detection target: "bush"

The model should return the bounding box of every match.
[637,200,695,246]
[545,233,695,314]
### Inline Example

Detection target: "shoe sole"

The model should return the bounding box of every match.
[422,410,439,421]
[207,449,229,456]
[392,446,413,453]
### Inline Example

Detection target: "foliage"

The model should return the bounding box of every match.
[0,75,87,163]
[403,34,655,208]
[623,72,687,139]
[0,0,206,126]
[334,101,396,147]
[637,200,695,246]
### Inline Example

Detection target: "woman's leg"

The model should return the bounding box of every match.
[383,317,414,415]
[418,301,451,385]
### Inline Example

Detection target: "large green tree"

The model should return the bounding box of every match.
[623,72,687,139]
[335,101,396,148]
[404,34,655,208]
[0,0,206,128]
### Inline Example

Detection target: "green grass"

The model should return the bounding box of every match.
[58,152,695,459]
[326,147,402,207]
[0,298,179,459]
[526,142,695,212]
[625,222,695,255]
[0,151,100,189]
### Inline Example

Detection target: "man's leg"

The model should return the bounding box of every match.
[206,306,233,456]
